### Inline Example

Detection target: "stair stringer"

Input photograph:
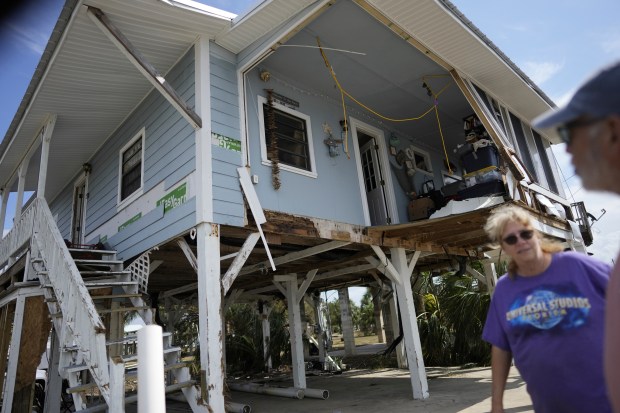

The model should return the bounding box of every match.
[29,201,111,405]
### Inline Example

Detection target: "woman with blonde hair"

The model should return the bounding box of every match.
[482,204,611,413]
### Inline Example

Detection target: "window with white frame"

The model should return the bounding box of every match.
[119,128,145,205]
[258,96,316,178]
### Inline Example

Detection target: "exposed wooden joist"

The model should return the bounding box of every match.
[239,240,351,276]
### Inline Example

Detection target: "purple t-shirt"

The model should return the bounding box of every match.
[483,251,612,413]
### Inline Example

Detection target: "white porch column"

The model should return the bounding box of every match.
[338,288,356,356]
[390,248,428,399]
[37,115,56,199]
[14,159,29,219]
[371,287,385,343]
[0,189,8,238]
[1,296,26,413]
[482,261,498,295]
[312,294,327,366]
[260,301,273,371]
[196,223,224,411]
[276,274,306,389]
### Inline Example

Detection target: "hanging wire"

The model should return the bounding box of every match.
[317,37,453,170]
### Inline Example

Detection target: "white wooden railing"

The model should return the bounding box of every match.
[0,200,38,269]
[1,198,111,403]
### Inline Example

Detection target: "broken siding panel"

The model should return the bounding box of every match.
[210,49,244,227]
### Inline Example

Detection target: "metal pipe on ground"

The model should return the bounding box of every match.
[303,387,329,399]
[166,393,252,413]
[228,382,305,399]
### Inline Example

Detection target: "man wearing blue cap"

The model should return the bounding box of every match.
[533,60,620,413]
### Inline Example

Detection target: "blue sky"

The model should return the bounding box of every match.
[1,0,620,302]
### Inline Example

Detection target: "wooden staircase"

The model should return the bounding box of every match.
[31,245,201,412]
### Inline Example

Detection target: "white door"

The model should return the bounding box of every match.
[71,177,87,245]
[360,138,390,225]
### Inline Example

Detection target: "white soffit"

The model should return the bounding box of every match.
[214,0,318,53]
[366,0,554,125]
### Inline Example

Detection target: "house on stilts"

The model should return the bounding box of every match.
[0,0,594,411]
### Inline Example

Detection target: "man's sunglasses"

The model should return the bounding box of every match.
[502,229,534,245]
[557,118,602,145]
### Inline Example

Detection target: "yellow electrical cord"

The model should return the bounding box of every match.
[317,37,454,171]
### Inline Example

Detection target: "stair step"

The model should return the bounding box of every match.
[68,248,117,255]
[97,306,150,314]
[125,362,189,378]
[85,281,137,288]
[74,381,196,413]
[79,270,131,277]
[121,346,182,363]
[64,363,88,374]
[73,259,124,266]
[91,293,142,300]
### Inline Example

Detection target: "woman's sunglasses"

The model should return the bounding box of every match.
[502,229,534,245]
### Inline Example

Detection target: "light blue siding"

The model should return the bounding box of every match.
[49,48,197,258]
[244,65,455,225]
[210,44,244,227]
[109,198,196,261]
[49,184,73,240]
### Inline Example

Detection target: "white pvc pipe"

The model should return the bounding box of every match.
[228,383,304,399]
[138,325,166,413]
[303,387,330,399]
[226,402,252,413]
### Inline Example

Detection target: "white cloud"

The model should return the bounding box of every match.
[601,38,620,55]
[6,22,48,55]
[594,28,620,55]
[551,88,577,107]
[522,61,564,86]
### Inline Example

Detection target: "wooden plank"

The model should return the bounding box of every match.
[222,232,260,294]
[86,7,202,129]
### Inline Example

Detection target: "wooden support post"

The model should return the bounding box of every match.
[371,286,385,343]
[390,248,428,400]
[44,329,62,413]
[338,288,357,356]
[260,302,273,371]
[0,303,15,405]
[109,356,125,413]
[197,223,224,411]
[387,286,406,367]
[14,160,29,221]
[275,274,306,389]
[0,189,8,238]
[2,296,25,413]
[37,114,56,199]
[482,261,498,295]
[312,294,327,365]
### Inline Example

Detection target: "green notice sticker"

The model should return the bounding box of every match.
[118,213,142,232]
[212,132,241,152]
[157,183,187,213]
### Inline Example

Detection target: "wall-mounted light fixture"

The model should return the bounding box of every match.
[259,69,271,82]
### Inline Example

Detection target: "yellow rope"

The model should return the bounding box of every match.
[317,38,454,169]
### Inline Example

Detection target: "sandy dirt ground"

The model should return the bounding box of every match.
[225,366,532,413]
[131,364,532,413]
